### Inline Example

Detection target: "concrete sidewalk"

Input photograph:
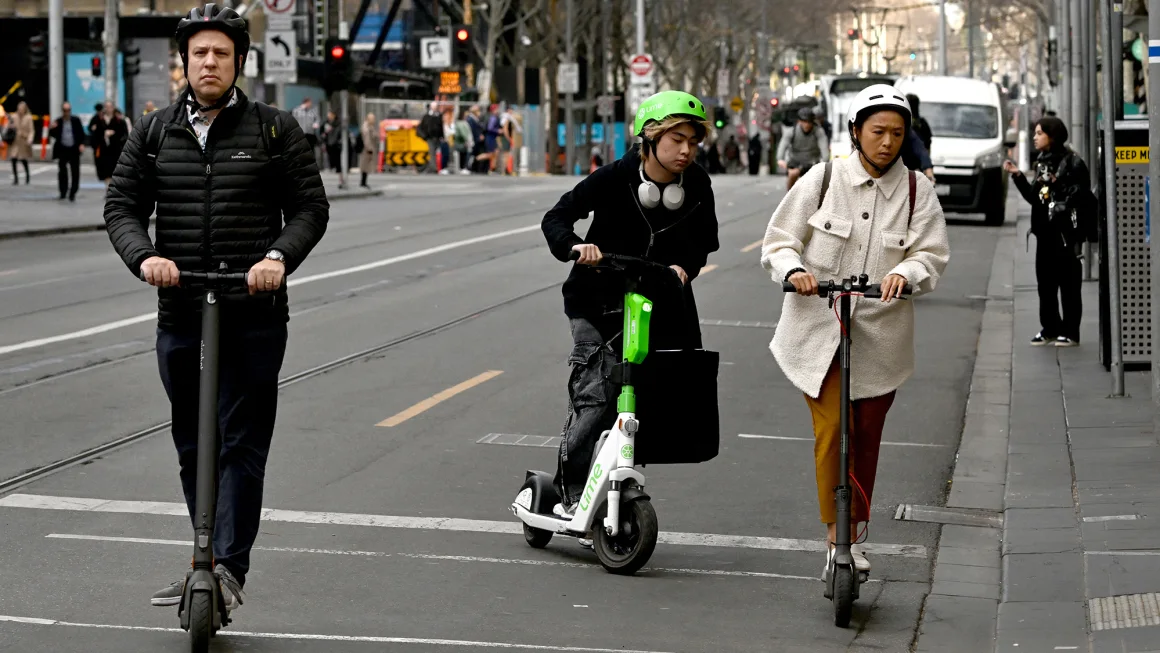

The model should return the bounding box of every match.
[0,165,382,240]
[915,202,1160,652]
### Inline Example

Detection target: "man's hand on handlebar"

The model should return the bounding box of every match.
[788,270,819,296]
[140,256,180,288]
[571,244,603,266]
[880,273,908,302]
[248,258,286,295]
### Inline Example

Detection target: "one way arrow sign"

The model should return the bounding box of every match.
[264,30,297,84]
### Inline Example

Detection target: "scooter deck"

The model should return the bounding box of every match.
[511,504,592,537]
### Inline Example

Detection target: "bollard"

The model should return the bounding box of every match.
[40,115,49,160]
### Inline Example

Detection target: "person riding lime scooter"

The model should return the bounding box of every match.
[540,90,721,520]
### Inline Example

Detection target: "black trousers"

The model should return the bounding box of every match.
[156,323,287,587]
[1035,234,1083,342]
[57,150,80,199]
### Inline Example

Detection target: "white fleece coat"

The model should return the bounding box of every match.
[760,156,950,400]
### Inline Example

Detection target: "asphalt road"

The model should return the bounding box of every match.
[0,173,1000,652]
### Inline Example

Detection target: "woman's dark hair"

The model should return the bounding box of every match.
[1036,116,1068,147]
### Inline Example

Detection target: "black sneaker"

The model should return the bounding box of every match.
[1030,332,1051,346]
[151,579,184,607]
[215,564,245,612]
[1053,336,1079,348]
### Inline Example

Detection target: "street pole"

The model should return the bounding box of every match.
[636,0,645,53]
[1070,0,1085,157]
[565,0,575,176]
[601,0,611,165]
[1035,19,1044,101]
[1149,0,1160,417]
[1081,0,1095,280]
[104,0,119,104]
[938,0,948,73]
[967,0,974,77]
[49,0,63,117]
[1112,0,1123,119]
[339,11,349,185]
[1102,0,1123,396]
[1059,0,1070,126]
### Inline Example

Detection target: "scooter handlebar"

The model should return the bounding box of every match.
[781,278,912,298]
[568,249,678,279]
[138,269,253,288]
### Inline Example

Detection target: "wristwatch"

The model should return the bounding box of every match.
[265,249,285,263]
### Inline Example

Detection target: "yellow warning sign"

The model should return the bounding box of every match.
[1115,146,1149,164]
[385,128,427,153]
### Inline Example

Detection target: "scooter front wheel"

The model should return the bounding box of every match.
[832,565,854,628]
[188,590,214,653]
[593,499,658,576]
[523,523,553,548]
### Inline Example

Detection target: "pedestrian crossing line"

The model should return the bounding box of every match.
[738,433,948,448]
[45,533,860,583]
[0,493,927,557]
[740,239,764,253]
[0,613,677,652]
[478,433,558,447]
[377,370,504,427]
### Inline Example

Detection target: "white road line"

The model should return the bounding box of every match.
[738,433,948,448]
[45,533,844,582]
[1085,550,1160,556]
[0,493,926,557]
[0,224,540,357]
[0,614,678,652]
[1082,514,1140,522]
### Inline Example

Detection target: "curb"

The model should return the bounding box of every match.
[913,201,1018,652]
[0,188,382,242]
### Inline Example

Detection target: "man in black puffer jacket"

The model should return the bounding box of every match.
[541,90,719,517]
[103,4,328,612]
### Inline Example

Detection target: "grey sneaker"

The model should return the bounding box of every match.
[151,579,184,607]
[578,538,593,549]
[215,564,245,612]
[1053,337,1079,347]
[553,503,576,518]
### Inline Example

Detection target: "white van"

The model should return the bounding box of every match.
[894,75,1012,225]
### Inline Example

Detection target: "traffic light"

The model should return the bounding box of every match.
[28,33,47,70]
[770,97,780,108]
[123,43,141,78]
[323,37,352,92]
[91,55,102,77]
[713,106,727,129]
[452,24,473,67]
[909,51,917,60]
[781,66,791,78]
[792,64,800,74]
[847,28,860,41]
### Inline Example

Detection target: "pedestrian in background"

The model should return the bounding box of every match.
[322,110,346,189]
[417,102,444,174]
[359,113,379,189]
[8,101,35,185]
[49,101,85,201]
[454,109,472,174]
[292,97,321,160]
[1004,116,1095,347]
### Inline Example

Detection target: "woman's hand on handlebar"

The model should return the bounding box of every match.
[140,256,180,288]
[788,270,819,296]
[248,258,286,295]
[571,243,603,266]
[880,273,908,302]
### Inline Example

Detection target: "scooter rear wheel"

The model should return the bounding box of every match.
[593,499,658,576]
[523,523,553,548]
[188,590,213,653]
[832,565,854,628]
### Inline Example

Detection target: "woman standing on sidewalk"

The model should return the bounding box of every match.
[1004,117,1094,348]
[760,85,950,575]
[358,113,379,189]
[9,102,35,185]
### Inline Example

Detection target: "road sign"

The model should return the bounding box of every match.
[596,95,616,118]
[438,71,462,94]
[475,68,492,99]
[384,151,429,166]
[716,69,730,98]
[628,84,655,114]
[420,37,451,69]
[630,54,653,78]
[730,96,744,112]
[264,29,296,84]
[263,0,294,12]
[267,14,293,30]
[558,62,579,94]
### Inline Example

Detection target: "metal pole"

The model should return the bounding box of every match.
[565,0,575,175]
[49,0,63,118]
[968,0,975,77]
[1060,0,1071,125]
[1103,0,1124,396]
[1035,19,1044,101]
[1082,0,1096,280]
[1111,0,1123,119]
[636,0,645,53]
[1070,0,1085,157]
[339,12,349,183]
[602,0,611,165]
[1148,0,1160,414]
[104,0,118,104]
[938,0,948,73]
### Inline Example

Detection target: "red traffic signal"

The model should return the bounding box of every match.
[91,55,102,77]
[770,98,780,107]
[330,44,346,59]
[456,28,470,41]
[792,64,800,72]
[847,28,860,40]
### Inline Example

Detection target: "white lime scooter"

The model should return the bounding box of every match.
[510,251,672,575]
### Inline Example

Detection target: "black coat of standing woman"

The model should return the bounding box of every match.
[1004,117,1093,347]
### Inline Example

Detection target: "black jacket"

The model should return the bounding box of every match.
[104,89,329,330]
[1013,147,1094,245]
[541,146,719,349]
[49,116,86,158]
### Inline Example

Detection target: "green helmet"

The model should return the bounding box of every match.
[634,90,708,137]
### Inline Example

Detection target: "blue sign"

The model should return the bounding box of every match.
[67,52,125,123]
[1146,175,1151,244]
[354,14,407,45]
[556,123,627,160]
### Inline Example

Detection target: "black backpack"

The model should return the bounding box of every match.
[817,161,917,226]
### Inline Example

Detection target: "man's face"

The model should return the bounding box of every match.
[187,30,236,102]
[655,123,701,173]
[104,101,114,114]
[62,102,71,117]
[799,119,814,132]
[303,98,312,108]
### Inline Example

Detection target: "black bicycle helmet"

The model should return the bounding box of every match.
[176,3,250,111]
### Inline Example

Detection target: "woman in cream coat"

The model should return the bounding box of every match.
[760,85,950,573]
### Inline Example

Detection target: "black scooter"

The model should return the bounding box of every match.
[782,274,910,628]
[143,264,253,652]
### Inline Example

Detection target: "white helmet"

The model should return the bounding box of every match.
[846,84,911,130]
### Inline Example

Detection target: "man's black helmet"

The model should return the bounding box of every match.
[176,3,250,64]
[797,107,814,121]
